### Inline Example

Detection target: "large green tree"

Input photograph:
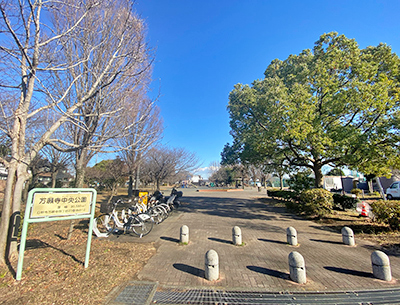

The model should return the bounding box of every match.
[228,32,400,188]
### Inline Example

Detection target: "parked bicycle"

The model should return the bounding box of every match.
[95,199,154,237]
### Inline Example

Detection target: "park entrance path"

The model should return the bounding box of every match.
[136,189,400,291]
[107,188,400,304]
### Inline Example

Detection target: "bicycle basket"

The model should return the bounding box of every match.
[100,202,114,214]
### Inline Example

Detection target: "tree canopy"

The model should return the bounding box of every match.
[228,32,400,188]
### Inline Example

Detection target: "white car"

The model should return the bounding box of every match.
[386,181,400,199]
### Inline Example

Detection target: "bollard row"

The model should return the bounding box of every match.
[178,225,392,283]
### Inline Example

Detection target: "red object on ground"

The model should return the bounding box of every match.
[361,202,368,217]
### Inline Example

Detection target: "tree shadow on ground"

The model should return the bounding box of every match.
[324,266,372,278]
[310,224,392,235]
[247,266,289,279]
[173,263,204,278]
[22,239,83,265]
[361,244,400,257]
[180,196,282,221]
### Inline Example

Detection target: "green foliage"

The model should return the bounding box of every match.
[299,188,333,218]
[326,168,345,176]
[86,158,126,192]
[288,170,314,194]
[332,194,359,210]
[372,191,381,197]
[220,142,240,165]
[227,32,400,189]
[267,189,298,201]
[209,165,237,185]
[351,188,362,197]
[370,200,400,230]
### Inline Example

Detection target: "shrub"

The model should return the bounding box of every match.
[351,188,362,197]
[285,200,303,213]
[372,191,381,197]
[299,188,333,218]
[267,189,298,201]
[267,188,281,197]
[370,200,400,230]
[288,170,314,194]
[333,194,359,210]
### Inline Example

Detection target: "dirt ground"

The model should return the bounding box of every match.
[0,190,157,305]
[0,191,399,304]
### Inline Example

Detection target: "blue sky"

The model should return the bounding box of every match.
[135,0,400,178]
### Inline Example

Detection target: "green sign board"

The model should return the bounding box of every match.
[16,188,97,281]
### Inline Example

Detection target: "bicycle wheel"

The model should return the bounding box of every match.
[130,213,154,236]
[149,207,163,224]
[157,205,168,221]
[95,214,116,235]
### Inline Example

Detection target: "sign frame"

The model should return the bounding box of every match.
[16,188,97,281]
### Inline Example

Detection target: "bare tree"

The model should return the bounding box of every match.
[41,145,73,188]
[48,1,153,188]
[0,0,153,264]
[141,146,200,190]
[117,95,163,197]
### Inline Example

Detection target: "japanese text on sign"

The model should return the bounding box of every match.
[30,192,93,218]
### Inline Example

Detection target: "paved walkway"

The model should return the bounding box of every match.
[106,188,400,303]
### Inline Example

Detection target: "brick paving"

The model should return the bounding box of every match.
[117,188,400,292]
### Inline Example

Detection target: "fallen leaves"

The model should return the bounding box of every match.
[0,220,156,304]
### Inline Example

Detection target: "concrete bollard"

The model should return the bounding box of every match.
[288,251,306,284]
[286,227,298,246]
[232,226,242,245]
[341,226,355,246]
[180,225,189,244]
[371,251,392,281]
[205,250,219,281]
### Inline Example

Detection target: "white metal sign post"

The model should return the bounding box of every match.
[16,188,97,281]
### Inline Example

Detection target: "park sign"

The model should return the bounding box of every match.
[30,191,92,218]
[16,188,97,281]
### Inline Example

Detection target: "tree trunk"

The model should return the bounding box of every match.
[368,180,374,194]
[21,175,32,207]
[75,166,86,189]
[313,163,324,188]
[279,175,284,190]
[128,174,133,197]
[376,177,387,201]
[51,170,59,188]
[134,164,140,190]
[67,151,87,240]
[0,164,17,266]
[8,164,30,259]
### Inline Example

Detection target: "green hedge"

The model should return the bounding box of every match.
[332,194,359,210]
[299,188,334,218]
[370,200,400,230]
[268,188,334,218]
[267,189,298,201]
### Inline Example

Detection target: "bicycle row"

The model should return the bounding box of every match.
[93,188,182,238]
